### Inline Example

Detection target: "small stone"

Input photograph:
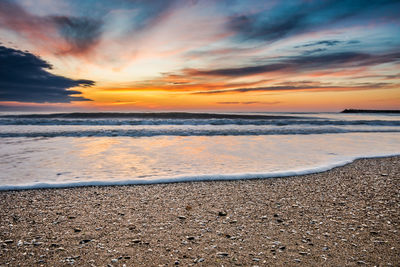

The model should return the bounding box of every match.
[74,228,82,233]
[218,211,227,216]
[216,252,229,257]
[273,214,279,217]
[79,239,92,244]
[279,246,286,251]
[322,246,329,251]
[124,256,131,259]
[186,236,195,241]
[178,216,186,220]
[4,240,13,244]
[132,239,141,244]
[299,251,308,256]
[357,260,366,265]
[381,173,388,176]
[111,259,118,263]
[294,259,301,263]
[185,206,192,211]
[175,260,180,265]
[68,216,76,219]
[276,219,283,223]
[197,258,205,263]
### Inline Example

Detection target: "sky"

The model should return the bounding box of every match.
[0,0,399,112]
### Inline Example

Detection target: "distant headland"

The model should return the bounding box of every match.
[342,109,400,114]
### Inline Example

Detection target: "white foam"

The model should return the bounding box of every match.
[1,153,398,191]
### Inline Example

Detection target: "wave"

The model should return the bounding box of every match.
[1,128,399,137]
[1,118,400,126]
[0,112,303,120]
[1,154,398,191]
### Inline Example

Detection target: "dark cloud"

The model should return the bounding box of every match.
[296,40,362,53]
[196,86,320,94]
[187,63,288,77]
[194,83,391,95]
[0,46,94,103]
[229,10,307,42]
[302,48,328,55]
[295,40,342,48]
[347,40,361,44]
[187,51,400,77]
[229,0,400,42]
[51,16,103,54]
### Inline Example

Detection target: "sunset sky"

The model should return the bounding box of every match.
[0,0,399,112]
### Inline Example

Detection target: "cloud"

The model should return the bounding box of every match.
[193,82,391,95]
[186,51,400,77]
[51,16,103,54]
[347,40,361,44]
[228,0,400,42]
[186,63,288,77]
[302,48,328,55]
[295,40,343,48]
[0,0,103,55]
[0,46,94,103]
[295,39,364,56]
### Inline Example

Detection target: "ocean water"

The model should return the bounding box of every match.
[0,112,399,190]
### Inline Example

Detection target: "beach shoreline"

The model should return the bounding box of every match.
[1,153,399,191]
[1,156,399,266]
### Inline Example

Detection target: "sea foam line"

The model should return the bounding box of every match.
[1,119,399,126]
[1,128,399,138]
[1,153,399,191]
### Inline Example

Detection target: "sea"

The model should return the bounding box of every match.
[0,111,399,190]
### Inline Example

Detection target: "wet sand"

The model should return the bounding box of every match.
[1,156,399,266]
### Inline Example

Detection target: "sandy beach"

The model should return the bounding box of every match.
[0,156,399,266]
